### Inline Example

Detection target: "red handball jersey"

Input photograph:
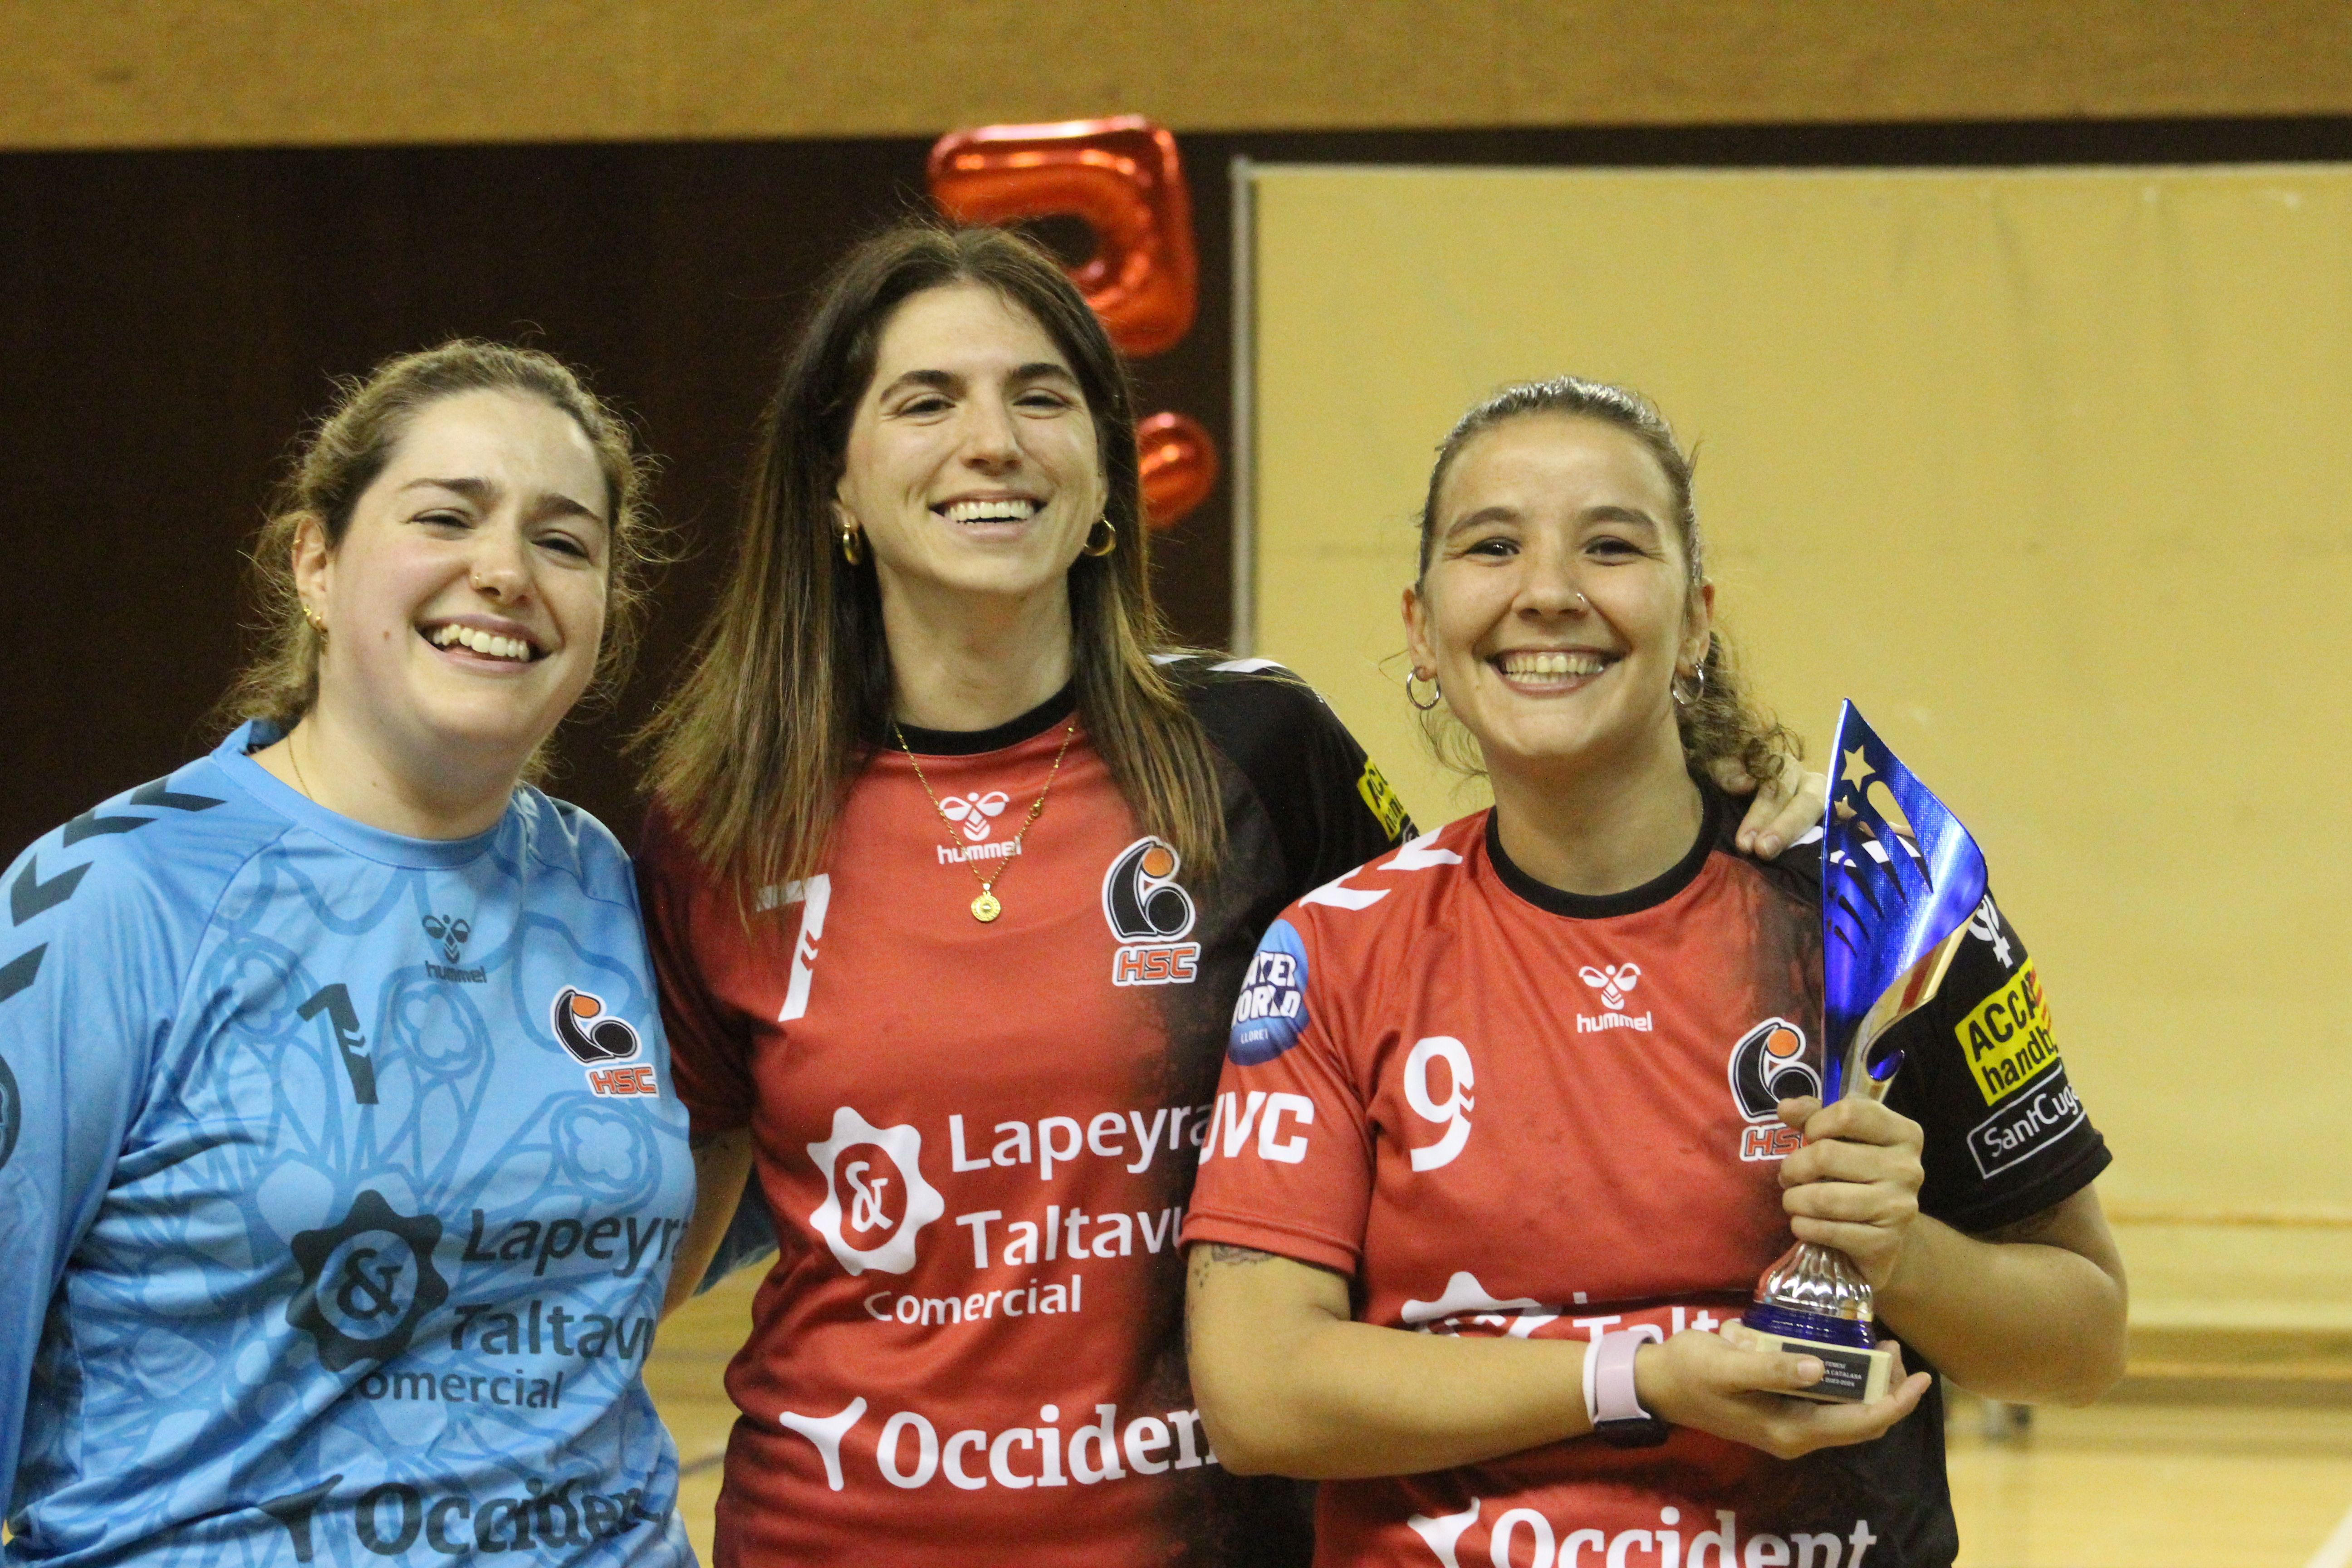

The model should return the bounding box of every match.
[638,664,1408,1567]
[1183,789,2109,1568]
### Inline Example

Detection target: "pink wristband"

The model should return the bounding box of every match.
[1587,1330,1655,1426]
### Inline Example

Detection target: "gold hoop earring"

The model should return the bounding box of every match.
[839,522,865,567]
[302,604,328,638]
[1405,669,1443,712]
[1080,517,1117,558]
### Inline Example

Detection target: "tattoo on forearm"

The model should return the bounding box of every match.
[1207,1244,1278,1266]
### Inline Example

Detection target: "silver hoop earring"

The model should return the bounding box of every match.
[1672,664,1708,708]
[1405,669,1443,712]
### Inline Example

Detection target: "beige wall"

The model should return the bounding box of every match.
[1246,164,2352,1335]
[4,0,2349,151]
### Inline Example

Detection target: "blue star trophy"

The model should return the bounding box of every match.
[1741,702,1988,1402]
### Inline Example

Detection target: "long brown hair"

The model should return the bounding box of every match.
[640,224,1223,894]
[218,339,659,748]
[1415,376,1799,788]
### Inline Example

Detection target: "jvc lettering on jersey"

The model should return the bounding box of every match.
[1956,958,2060,1105]
[1198,1090,1316,1165]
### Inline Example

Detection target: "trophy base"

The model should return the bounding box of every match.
[1749,1332,1893,1404]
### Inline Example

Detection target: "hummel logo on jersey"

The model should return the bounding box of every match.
[1578,963,1639,1009]
[423,912,486,983]
[942,790,1011,842]
[1574,963,1653,1034]
[552,988,655,1097]
[422,913,471,964]
[1104,836,1200,987]
[808,1106,945,1275]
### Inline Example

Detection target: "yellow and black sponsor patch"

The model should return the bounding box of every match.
[1357,760,1410,842]
[1957,958,2060,1105]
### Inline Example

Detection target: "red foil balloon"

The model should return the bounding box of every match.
[928,117,1198,358]
[1137,411,1218,531]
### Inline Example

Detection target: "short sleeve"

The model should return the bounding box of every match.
[1883,887,2111,1233]
[1181,663,1414,900]
[1181,914,1375,1276]
[0,839,172,1489]
[634,808,757,1135]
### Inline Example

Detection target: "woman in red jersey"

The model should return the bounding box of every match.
[1184,378,2127,1568]
[633,233,1823,1567]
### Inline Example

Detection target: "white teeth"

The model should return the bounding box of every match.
[942,498,1039,525]
[1500,651,1608,679]
[428,625,531,661]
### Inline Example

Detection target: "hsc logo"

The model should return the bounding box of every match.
[1726,1017,1819,1162]
[551,987,655,1098]
[807,1107,946,1276]
[1103,836,1199,986]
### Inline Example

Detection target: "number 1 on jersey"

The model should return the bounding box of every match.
[298,983,376,1106]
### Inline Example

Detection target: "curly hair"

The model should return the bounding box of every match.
[1413,375,1799,789]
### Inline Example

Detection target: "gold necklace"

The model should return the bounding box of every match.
[893,717,1078,923]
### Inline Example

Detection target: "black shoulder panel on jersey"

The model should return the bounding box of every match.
[1164,657,1412,903]
[1708,780,1825,907]
[1714,791,2114,1236]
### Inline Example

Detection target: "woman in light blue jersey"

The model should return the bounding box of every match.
[0,343,697,1566]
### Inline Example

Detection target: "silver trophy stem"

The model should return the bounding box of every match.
[1754,987,1906,1325]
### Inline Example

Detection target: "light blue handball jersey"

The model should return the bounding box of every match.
[0,723,698,1567]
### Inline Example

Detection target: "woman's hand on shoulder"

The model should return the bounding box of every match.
[1635,1321,1931,1460]
[1708,757,1828,860]
[1774,1095,1926,1293]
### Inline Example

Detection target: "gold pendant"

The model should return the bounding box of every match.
[971,889,1002,923]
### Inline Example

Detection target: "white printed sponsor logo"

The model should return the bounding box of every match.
[1406,1501,1880,1568]
[937,839,1021,866]
[1966,893,2014,969]
[772,1396,1219,1493]
[1196,1091,1318,1166]
[1576,962,1654,1035]
[1402,1277,1737,1345]
[807,1107,945,1276]
[831,1107,1205,1330]
[947,1107,1205,1181]
[1966,1078,2085,1179]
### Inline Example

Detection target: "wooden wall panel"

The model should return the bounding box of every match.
[3,0,2348,152]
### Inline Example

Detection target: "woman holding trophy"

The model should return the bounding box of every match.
[635,230,1828,1565]
[1183,378,2127,1566]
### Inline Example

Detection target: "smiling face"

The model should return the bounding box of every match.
[298,387,611,782]
[1405,412,1713,785]
[834,281,1108,614]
